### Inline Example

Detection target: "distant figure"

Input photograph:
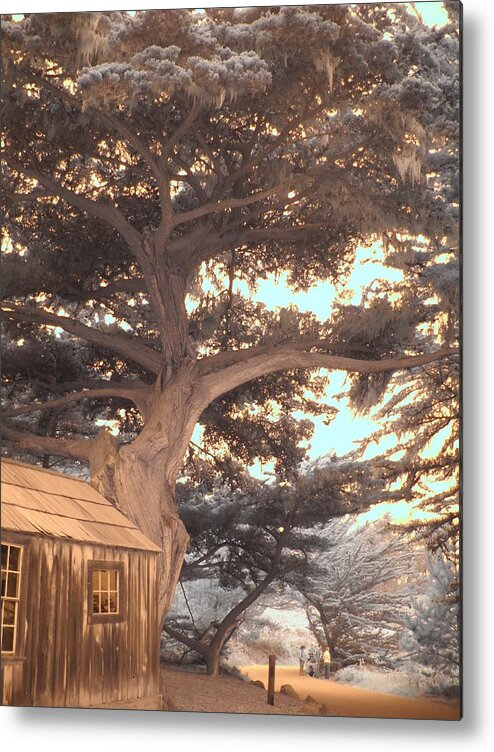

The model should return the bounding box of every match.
[299,645,307,675]
[307,647,316,677]
[322,646,331,679]
[314,646,321,678]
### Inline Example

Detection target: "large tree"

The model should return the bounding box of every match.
[293,516,420,669]
[1,5,459,622]
[164,451,390,675]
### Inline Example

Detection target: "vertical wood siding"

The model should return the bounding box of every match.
[2,534,160,708]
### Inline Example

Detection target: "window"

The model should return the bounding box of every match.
[87,560,125,624]
[92,568,119,614]
[1,544,22,654]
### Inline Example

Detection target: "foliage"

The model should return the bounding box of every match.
[401,548,460,681]
[164,454,392,671]
[291,515,422,668]
[2,5,459,466]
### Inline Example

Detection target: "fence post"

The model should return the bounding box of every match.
[267,654,276,706]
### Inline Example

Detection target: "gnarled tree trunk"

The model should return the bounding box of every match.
[89,359,206,625]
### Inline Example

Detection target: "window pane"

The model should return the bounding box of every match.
[92,570,100,591]
[3,601,16,626]
[2,626,14,653]
[100,570,109,590]
[6,573,19,599]
[89,565,121,619]
[9,546,20,572]
[1,545,8,569]
[1,571,6,598]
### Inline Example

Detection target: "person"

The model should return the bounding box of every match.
[307,647,315,676]
[299,645,307,675]
[314,646,321,678]
[322,645,331,679]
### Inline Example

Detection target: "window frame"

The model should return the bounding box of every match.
[87,560,126,625]
[1,541,24,657]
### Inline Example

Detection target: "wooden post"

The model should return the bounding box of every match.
[267,654,276,706]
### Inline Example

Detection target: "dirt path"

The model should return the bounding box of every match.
[241,665,461,720]
[161,666,304,715]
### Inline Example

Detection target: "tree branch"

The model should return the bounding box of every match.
[4,156,143,254]
[211,567,280,648]
[170,176,311,229]
[162,624,203,653]
[1,302,162,374]
[161,104,201,157]
[23,73,173,245]
[199,344,459,404]
[1,423,94,463]
[2,382,152,418]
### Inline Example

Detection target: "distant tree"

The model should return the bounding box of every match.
[164,454,392,676]
[401,548,460,682]
[291,516,420,669]
[2,6,459,622]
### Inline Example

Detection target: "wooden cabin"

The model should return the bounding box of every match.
[1,458,163,709]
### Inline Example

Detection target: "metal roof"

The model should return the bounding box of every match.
[1,459,161,553]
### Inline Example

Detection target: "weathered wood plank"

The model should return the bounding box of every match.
[54,542,71,705]
[2,528,160,708]
[1,665,14,705]
[91,694,164,711]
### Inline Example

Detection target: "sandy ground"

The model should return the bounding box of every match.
[161,664,460,720]
[161,666,304,716]
[242,665,461,721]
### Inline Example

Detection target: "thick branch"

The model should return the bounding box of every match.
[170,176,311,229]
[2,383,152,418]
[162,624,203,653]
[200,345,459,404]
[199,338,403,375]
[1,423,93,462]
[1,303,162,374]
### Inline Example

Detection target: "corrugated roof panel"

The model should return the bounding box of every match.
[1,464,40,489]
[2,484,136,528]
[9,467,101,502]
[1,463,23,485]
[2,505,38,533]
[80,521,161,551]
[1,459,160,552]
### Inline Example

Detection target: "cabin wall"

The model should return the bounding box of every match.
[1,532,160,708]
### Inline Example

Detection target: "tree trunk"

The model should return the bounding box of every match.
[204,644,222,678]
[89,359,206,625]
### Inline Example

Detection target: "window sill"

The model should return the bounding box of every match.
[1,655,27,664]
[88,613,126,625]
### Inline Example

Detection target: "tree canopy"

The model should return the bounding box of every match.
[1,4,460,621]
